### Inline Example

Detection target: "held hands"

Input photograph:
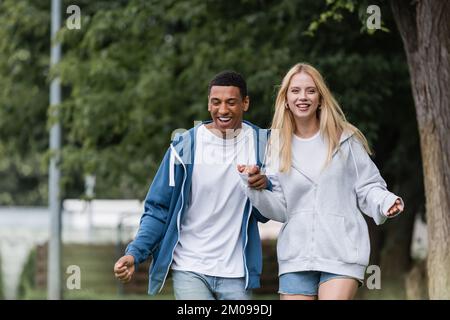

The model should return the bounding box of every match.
[386,198,404,217]
[114,255,135,283]
[237,164,268,190]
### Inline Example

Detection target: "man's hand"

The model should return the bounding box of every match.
[237,164,268,190]
[114,255,135,283]
[386,198,404,217]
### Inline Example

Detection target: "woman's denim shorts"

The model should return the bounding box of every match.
[279,271,363,296]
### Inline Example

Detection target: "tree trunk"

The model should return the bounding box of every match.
[405,260,428,300]
[391,0,450,299]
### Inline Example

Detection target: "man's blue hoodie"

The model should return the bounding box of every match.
[125,120,270,295]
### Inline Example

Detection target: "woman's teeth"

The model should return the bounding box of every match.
[296,103,310,110]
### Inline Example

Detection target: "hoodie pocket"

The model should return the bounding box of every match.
[277,210,312,261]
[315,213,358,264]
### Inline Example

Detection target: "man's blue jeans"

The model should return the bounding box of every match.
[171,270,251,300]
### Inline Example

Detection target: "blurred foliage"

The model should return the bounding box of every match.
[0,0,422,210]
[306,0,391,35]
[0,0,50,205]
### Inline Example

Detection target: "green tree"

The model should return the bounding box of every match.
[0,0,50,205]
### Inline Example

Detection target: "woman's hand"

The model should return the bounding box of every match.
[237,165,268,190]
[386,198,404,217]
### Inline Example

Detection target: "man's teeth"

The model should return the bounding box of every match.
[219,117,231,122]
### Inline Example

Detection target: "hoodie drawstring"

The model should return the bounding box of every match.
[169,146,175,187]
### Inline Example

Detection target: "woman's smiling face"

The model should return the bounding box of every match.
[286,72,321,122]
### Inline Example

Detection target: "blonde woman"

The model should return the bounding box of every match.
[237,63,404,300]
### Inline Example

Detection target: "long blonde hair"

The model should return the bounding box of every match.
[269,63,372,172]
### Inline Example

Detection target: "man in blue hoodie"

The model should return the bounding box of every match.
[113,71,269,299]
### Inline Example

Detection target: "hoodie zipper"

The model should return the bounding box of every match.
[158,144,187,293]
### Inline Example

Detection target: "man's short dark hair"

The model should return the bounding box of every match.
[208,71,248,99]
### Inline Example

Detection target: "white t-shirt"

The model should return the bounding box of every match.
[291,130,328,182]
[171,123,256,277]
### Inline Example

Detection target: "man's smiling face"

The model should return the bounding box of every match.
[207,85,249,135]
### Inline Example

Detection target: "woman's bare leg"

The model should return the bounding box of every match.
[318,278,359,300]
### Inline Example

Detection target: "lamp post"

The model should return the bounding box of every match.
[48,0,62,300]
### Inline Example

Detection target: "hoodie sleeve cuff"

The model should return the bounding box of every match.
[238,172,249,188]
[124,251,140,271]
